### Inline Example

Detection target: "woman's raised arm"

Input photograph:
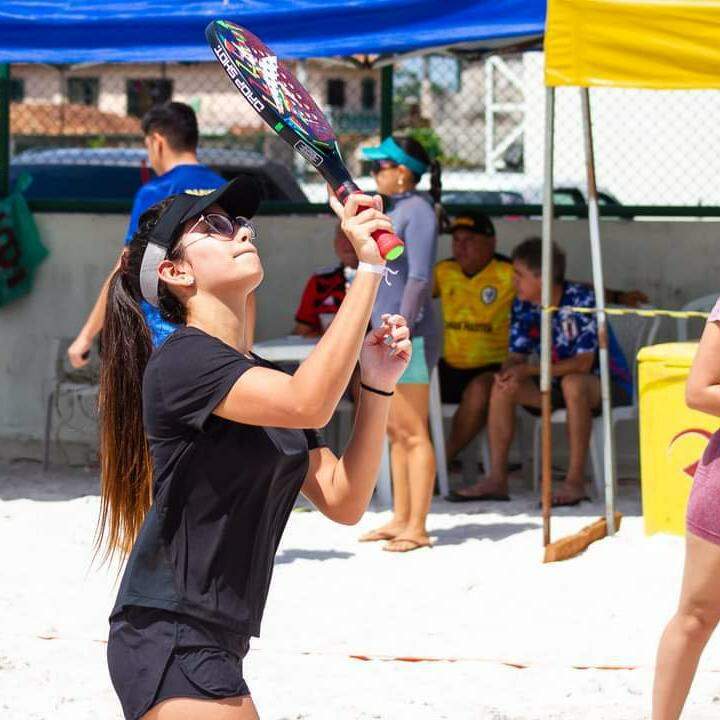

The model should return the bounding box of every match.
[215,194,394,429]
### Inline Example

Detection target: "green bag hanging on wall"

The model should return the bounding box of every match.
[0,173,49,307]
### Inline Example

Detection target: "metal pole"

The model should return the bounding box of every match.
[580,87,617,535]
[540,87,555,547]
[484,59,494,176]
[380,65,393,140]
[0,64,10,197]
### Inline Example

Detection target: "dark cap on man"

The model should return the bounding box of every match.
[447,211,495,238]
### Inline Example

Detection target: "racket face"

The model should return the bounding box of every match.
[208,21,338,159]
[207,20,401,259]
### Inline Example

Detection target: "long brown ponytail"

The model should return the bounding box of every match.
[95,197,185,562]
[429,158,448,233]
[394,135,447,231]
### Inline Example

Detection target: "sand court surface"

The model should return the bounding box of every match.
[2,460,720,719]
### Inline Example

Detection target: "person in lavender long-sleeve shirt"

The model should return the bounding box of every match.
[371,191,440,368]
[654,297,720,716]
[357,136,441,553]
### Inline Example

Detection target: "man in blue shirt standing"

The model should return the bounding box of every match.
[68,102,228,364]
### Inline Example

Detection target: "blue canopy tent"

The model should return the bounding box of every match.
[0,1,551,539]
[0,0,545,196]
[0,1,544,63]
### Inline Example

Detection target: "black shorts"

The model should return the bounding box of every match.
[438,358,501,405]
[107,607,251,720]
[523,376,631,417]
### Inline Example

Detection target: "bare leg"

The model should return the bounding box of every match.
[553,374,601,504]
[653,532,720,719]
[384,383,434,552]
[455,376,541,498]
[445,373,494,463]
[389,428,411,527]
[143,694,259,720]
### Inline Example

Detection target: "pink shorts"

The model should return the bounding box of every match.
[687,430,720,544]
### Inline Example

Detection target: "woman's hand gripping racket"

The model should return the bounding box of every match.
[206,20,404,261]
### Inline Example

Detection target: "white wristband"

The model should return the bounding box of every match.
[357,261,386,275]
[357,261,398,286]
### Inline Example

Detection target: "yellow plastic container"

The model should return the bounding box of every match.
[639,343,718,536]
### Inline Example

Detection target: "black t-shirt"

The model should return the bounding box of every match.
[111,327,324,636]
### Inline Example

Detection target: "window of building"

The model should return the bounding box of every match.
[67,77,100,106]
[9,78,24,102]
[126,79,173,118]
[326,79,346,108]
[361,78,376,110]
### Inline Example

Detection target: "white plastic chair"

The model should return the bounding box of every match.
[434,369,526,487]
[375,438,394,508]
[428,367,451,496]
[366,370,449,508]
[676,293,717,341]
[43,338,100,470]
[440,404,492,486]
[528,306,660,496]
[326,396,396,507]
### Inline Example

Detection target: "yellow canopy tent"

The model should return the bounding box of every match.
[546,0,720,89]
[538,0,720,554]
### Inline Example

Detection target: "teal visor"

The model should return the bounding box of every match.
[361,137,428,177]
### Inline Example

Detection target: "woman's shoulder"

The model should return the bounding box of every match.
[390,193,436,238]
[403,191,434,212]
[143,327,257,423]
[150,325,205,357]
[144,327,198,384]
[390,191,431,212]
[146,327,247,376]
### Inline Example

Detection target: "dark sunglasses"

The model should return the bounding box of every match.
[184,213,257,248]
[371,159,399,174]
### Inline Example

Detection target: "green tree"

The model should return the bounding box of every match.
[406,127,442,161]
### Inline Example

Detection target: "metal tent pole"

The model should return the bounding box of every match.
[580,87,617,535]
[540,87,556,546]
[380,65,393,140]
[0,64,10,197]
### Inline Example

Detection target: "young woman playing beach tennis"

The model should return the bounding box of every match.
[653,296,720,719]
[98,176,411,720]
[357,136,441,553]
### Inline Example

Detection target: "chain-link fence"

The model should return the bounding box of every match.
[391,51,720,211]
[7,52,720,212]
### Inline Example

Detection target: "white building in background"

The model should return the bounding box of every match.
[406,51,720,207]
[8,60,381,140]
[8,53,720,206]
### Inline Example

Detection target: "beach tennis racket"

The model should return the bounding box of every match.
[206,20,404,261]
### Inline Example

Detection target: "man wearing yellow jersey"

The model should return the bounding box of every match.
[433,212,515,465]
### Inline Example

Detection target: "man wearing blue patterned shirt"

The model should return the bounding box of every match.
[449,237,631,507]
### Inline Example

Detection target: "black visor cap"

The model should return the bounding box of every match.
[149,175,262,252]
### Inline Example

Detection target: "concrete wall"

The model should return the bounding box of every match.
[2,213,720,462]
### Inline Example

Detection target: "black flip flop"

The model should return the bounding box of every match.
[444,491,512,503]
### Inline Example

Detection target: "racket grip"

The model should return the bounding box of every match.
[345,190,404,261]
[371,228,404,261]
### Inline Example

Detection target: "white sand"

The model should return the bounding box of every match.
[2,460,720,719]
